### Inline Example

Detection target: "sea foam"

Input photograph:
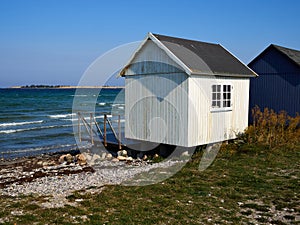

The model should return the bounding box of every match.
[48,113,75,119]
[0,120,43,127]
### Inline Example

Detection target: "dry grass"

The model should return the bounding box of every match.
[244,106,300,148]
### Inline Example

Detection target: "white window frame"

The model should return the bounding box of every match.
[211,84,233,112]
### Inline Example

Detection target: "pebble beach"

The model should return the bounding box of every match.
[0,150,188,208]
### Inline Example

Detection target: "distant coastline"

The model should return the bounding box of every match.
[9,85,124,89]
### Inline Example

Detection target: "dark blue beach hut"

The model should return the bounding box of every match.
[248,44,300,121]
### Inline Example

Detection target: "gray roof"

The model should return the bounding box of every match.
[272,44,300,67]
[152,33,256,77]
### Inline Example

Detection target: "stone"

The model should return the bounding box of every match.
[122,150,127,157]
[83,153,92,161]
[142,155,148,161]
[126,157,133,162]
[181,151,190,157]
[65,154,73,163]
[111,158,119,162]
[101,152,107,159]
[118,150,127,157]
[153,154,159,159]
[58,155,66,163]
[117,156,127,161]
[106,153,113,160]
[76,154,87,165]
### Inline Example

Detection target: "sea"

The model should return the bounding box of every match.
[0,88,125,159]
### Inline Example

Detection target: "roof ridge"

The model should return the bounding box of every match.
[152,33,219,46]
[271,44,300,67]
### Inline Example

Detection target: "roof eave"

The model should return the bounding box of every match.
[191,71,257,78]
[119,32,193,77]
[148,33,193,75]
[118,34,150,77]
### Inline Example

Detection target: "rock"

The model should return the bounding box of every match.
[142,155,148,161]
[117,150,127,157]
[181,151,190,157]
[65,154,73,163]
[122,150,127,157]
[106,153,113,160]
[111,158,119,162]
[58,155,66,163]
[76,153,86,162]
[101,152,107,159]
[82,153,92,162]
[153,154,159,159]
[117,156,127,161]
[136,157,142,162]
[76,154,87,165]
[126,157,133,162]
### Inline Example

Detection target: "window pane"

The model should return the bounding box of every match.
[223,101,231,107]
[212,93,216,100]
[212,85,216,92]
[217,85,221,92]
[217,93,221,100]
[217,101,221,107]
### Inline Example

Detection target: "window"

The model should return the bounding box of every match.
[212,84,232,109]
[212,85,221,108]
[223,85,231,107]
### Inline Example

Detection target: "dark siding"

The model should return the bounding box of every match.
[249,46,300,122]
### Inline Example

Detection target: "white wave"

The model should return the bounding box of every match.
[0,129,20,134]
[0,120,43,127]
[95,115,113,119]
[49,113,76,119]
[62,118,78,121]
[112,103,125,107]
[0,124,73,134]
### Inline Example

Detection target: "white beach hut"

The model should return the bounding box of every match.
[119,33,257,147]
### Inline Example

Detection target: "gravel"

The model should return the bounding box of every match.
[0,159,186,197]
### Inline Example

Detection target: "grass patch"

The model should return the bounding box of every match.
[0,142,299,224]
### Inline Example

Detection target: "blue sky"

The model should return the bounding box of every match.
[0,0,299,87]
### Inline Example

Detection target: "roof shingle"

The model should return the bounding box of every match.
[152,33,256,76]
[272,44,300,67]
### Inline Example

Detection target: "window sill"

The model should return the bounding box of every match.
[210,108,233,113]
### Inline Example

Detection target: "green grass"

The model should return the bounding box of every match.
[0,143,299,224]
